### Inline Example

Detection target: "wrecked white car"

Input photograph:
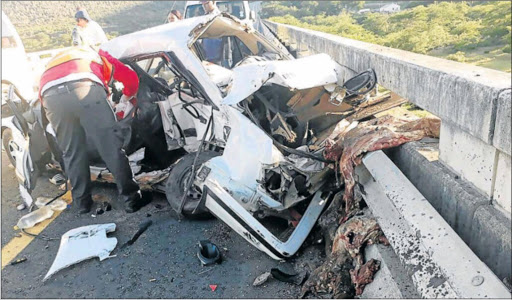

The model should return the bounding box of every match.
[3,13,395,260]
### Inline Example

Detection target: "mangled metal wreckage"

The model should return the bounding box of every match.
[4,13,398,260]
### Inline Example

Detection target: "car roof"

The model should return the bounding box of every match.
[101,14,217,60]
[184,1,202,7]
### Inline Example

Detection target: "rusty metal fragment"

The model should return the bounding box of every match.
[324,115,441,222]
[331,214,388,266]
[302,211,388,298]
[350,259,381,296]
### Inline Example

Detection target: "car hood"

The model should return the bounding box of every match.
[221,53,343,106]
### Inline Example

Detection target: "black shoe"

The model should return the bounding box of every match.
[77,197,93,214]
[124,192,152,213]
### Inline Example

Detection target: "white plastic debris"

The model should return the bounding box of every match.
[35,197,68,211]
[44,223,117,281]
[18,184,34,206]
[16,203,26,211]
[16,206,54,229]
[128,147,145,163]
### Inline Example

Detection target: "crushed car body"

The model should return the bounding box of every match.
[4,13,399,261]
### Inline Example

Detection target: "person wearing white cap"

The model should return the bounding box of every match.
[72,9,108,47]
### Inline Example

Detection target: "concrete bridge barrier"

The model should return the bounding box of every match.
[264,20,511,280]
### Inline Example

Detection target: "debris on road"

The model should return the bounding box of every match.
[270,268,308,285]
[149,278,157,282]
[19,184,34,207]
[10,257,27,266]
[49,173,66,185]
[253,268,308,287]
[120,220,153,250]
[44,223,117,281]
[35,197,67,211]
[302,209,388,298]
[103,202,112,212]
[16,206,54,229]
[350,259,381,296]
[197,240,222,266]
[16,203,26,211]
[253,272,272,286]
[95,202,112,215]
[95,207,104,215]
[209,284,218,292]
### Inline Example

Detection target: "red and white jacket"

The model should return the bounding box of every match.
[39,46,139,100]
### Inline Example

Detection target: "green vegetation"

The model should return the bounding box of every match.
[3,1,184,52]
[264,1,511,72]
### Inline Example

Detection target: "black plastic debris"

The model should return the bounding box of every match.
[270,267,308,285]
[95,207,104,215]
[197,240,222,266]
[95,202,112,215]
[10,257,27,266]
[120,220,153,250]
[103,202,112,211]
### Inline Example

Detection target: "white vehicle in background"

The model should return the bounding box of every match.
[1,11,36,112]
[184,1,256,28]
[2,10,39,184]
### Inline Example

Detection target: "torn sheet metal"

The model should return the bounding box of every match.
[19,184,33,207]
[222,54,341,105]
[203,106,285,195]
[134,168,171,190]
[44,223,117,281]
[285,146,325,174]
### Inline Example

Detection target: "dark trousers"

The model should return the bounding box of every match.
[42,81,140,205]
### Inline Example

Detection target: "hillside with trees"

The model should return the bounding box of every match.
[2,1,184,52]
[263,1,511,72]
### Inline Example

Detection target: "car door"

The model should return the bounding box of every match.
[2,85,49,199]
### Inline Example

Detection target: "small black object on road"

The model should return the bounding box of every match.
[10,258,27,266]
[197,240,222,266]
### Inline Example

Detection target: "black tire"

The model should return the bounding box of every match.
[2,128,16,166]
[165,151,220,219]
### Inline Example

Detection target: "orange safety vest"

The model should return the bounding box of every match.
[39,47,114,98]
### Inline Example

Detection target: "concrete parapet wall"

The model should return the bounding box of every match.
[493,89,512,155]
[264,20,511,214]
[439,121,497,197]
[493,152,512,214]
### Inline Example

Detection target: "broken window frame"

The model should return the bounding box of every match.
[187,14,291,97]
[124,51,218,111]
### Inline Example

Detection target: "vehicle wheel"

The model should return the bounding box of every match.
[165,151,220,219]
[2,128,17,166]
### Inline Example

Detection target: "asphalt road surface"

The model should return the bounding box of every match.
[1,152,326,298]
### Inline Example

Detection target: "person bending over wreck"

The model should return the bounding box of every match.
[39,46,149,214]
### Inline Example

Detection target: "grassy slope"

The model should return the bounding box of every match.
[429,46,511,72]
[2,1,185,52]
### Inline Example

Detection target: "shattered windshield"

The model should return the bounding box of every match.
[185,1,246,19]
